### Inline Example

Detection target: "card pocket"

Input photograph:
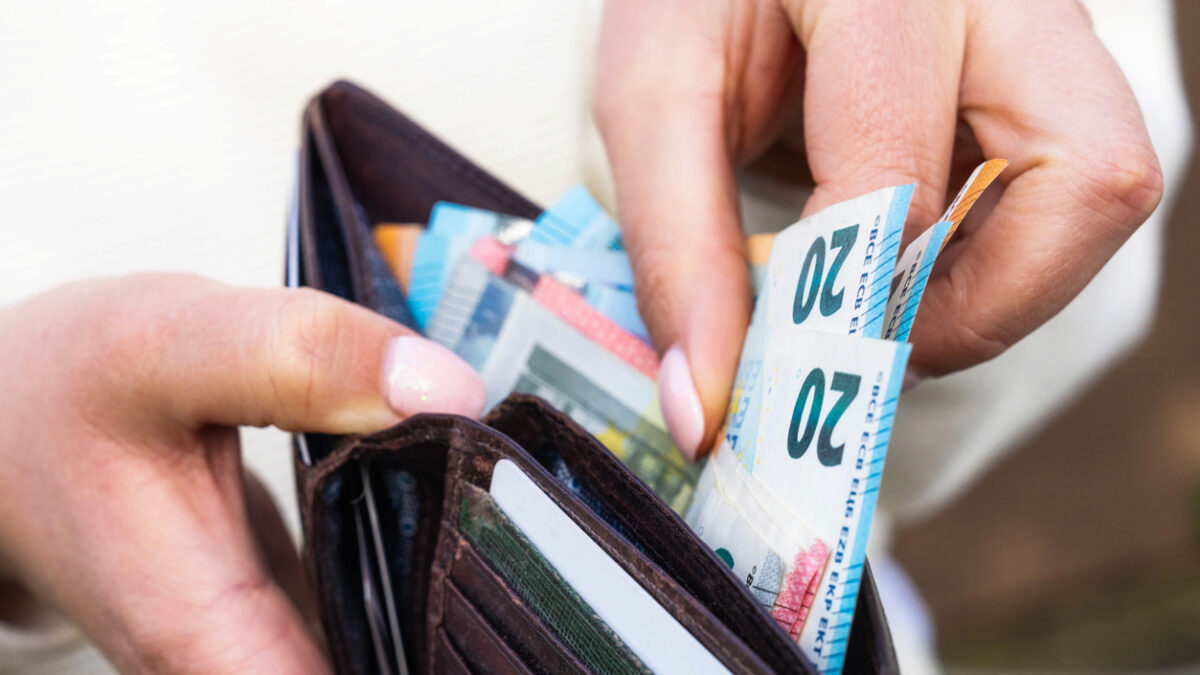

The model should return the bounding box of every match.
[446,534,587,675]
[441,578,534,675]
[434,627,473,675]
[484,395,811,674]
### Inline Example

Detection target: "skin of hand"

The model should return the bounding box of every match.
[595,0,1164,460]
[0,274,486,673]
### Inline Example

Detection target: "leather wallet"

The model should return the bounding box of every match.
[287,80,899,674]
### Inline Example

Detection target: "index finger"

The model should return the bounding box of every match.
[789,0,965,233]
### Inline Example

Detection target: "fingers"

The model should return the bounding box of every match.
[787,0,965,233]
[907,0,1163,376]
[120,428,330,674]
[97,274,486,434]
[595,2,762,459]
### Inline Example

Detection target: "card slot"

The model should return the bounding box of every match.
[435,626,473,675]
[303,428,462,675]
[441,577,535,675]
[446,535,588,675]
[484,395,808,675]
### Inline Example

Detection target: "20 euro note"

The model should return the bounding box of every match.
[450,274,697,512]
[688,434,829,640]
[428,238,656,375]
[692,327,910,673]
[880,220,952,342]
[407,203,534,328]
[881,159,1009,341]
[756,185,912,337]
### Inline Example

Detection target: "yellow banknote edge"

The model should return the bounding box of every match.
[373,223,424,292]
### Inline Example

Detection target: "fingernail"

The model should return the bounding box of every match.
[380,336,487,418]
[658,344,706,461]
[902,369,925,392]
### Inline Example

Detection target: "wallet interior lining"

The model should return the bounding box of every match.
[311,439,452,675]
[319,81,541,228]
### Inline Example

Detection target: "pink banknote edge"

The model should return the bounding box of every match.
[770,540,830,640]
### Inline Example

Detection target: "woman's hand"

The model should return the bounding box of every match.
[0,274,485,673]
[595,0,1162,459]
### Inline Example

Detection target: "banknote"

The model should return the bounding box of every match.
[940,158,1009,244]
[472,289,696,513]
[880,159,1008,341]
[577,282,649,343]
[881,221,952,342]
[755,185,911,338]
[746,232,773,297]
[427,239,656,374]
[528,184,623,250]
[513,240,634,290]
[406,204,534,328]
[692,324,910,673]
[687,443,828,640]
[373,223,422,293]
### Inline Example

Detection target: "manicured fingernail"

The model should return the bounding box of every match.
[658,344,705,461]
[902,369,924,392]
[380,336,487,418]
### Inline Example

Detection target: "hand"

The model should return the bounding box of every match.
[0,274,485,673]
[595,0,1162,459]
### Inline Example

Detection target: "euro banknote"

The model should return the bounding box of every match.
[471,289,696,512]
[428,238,656,375]
[528,184,624,250]
[881,220,952,342]
[407,203,534,328]
[687,161,1004,673]
[754,185,911,337]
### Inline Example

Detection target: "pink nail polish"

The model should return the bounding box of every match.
[380,336,487,418]
[902,369,924,392]
[658,345,706,461]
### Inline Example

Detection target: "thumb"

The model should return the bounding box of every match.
[595,2,749,460]
[108,274,487,434]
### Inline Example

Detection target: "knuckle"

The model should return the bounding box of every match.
[1069,140,1164,229]
[945,319,1010,372]
[923,266,1014,375]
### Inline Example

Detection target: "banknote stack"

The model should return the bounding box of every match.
[374,161,1006,673]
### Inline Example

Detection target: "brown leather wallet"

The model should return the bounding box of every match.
[287,80,899,675]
